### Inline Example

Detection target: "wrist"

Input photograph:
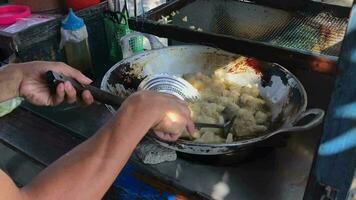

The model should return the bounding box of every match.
[8,63,23,96]
[113,105,153,139]
[0,63,24,100]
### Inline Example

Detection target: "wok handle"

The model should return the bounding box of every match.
[278,108,325,133]
[46,71,124,107]
[120,32,165,58]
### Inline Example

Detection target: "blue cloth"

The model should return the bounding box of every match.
[113,164,174,200]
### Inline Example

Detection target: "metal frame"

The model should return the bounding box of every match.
[128,0,351,75]
[0,1,355,199]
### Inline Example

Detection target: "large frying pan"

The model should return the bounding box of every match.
[101,33,324,155]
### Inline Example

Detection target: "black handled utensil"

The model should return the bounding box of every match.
[46,71,124,107]
[46,71,237,135]
[195,116,237,137]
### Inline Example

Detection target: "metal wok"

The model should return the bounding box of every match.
[101,33,325,155]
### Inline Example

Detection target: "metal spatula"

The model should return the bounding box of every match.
[195,115,237,136]
[138,74,201,101]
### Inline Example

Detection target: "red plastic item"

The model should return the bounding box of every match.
[66,0,100,11]
[0,5,31,25]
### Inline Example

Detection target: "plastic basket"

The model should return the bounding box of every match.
[104,12,143,63]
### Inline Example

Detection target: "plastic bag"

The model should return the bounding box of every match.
[0,98,22,117]
[59,25,88,49]
[0,14,55,34]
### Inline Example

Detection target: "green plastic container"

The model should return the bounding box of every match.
[104,12,143,63]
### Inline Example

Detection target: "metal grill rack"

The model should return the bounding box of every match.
[128,0,350,74]
[266,9,348,56]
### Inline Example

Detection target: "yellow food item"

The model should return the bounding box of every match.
[181,61,271,143]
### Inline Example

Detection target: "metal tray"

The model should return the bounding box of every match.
[128,0,350,74]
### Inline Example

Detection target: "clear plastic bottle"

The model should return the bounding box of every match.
[61,9,93,76]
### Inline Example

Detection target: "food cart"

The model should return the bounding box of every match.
[0,1,355,199]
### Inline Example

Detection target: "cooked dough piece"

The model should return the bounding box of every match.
[255,111,269,124]
[226,133,234,143]
[180,130,201,139]
[191,102,225,124]
[239,93,265,112]
[233,108,256,136]
[182,16,188,22]
[181,58,271,143]
[195,131,225,143]
[240,85,260,97]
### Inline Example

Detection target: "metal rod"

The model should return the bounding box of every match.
[194,123,224,129]
[124,0,129,17]
[140,0,145,18]
[116,0,120,12]
[134,0,138,17]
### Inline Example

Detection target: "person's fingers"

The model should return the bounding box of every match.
[165,94,189,106]
[186,118,196,136]
[179,104,192,119]
[81,90,94,106]
[55,63,92,85]
[153,116,185,141]
[74,72,92,85]
[52,83,65,105]
[154,130,171,141]
[154,131,179,142]
[176,98,189,106]
[64,81,77,104]
[169,132,181,141]
[167,120,185,138]
[154,130,166,140]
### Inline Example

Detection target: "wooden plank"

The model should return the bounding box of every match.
[0,107,82,166]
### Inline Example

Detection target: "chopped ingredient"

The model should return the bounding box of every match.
[197,28,203,32]
[189,25,196,30]
[226,133,234,143]
[158,15,172,24]
[108,83,133,99]
[182,16,188,22]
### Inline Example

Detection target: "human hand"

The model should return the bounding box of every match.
[117,91,195,141]
[15,61,94,106]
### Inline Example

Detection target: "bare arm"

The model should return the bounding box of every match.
[0,113,143,200]
[0,88,193,199]
[21,103,150,200]
[0,62,94,105]
[18,92,191,200]
[0,107,146,200]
